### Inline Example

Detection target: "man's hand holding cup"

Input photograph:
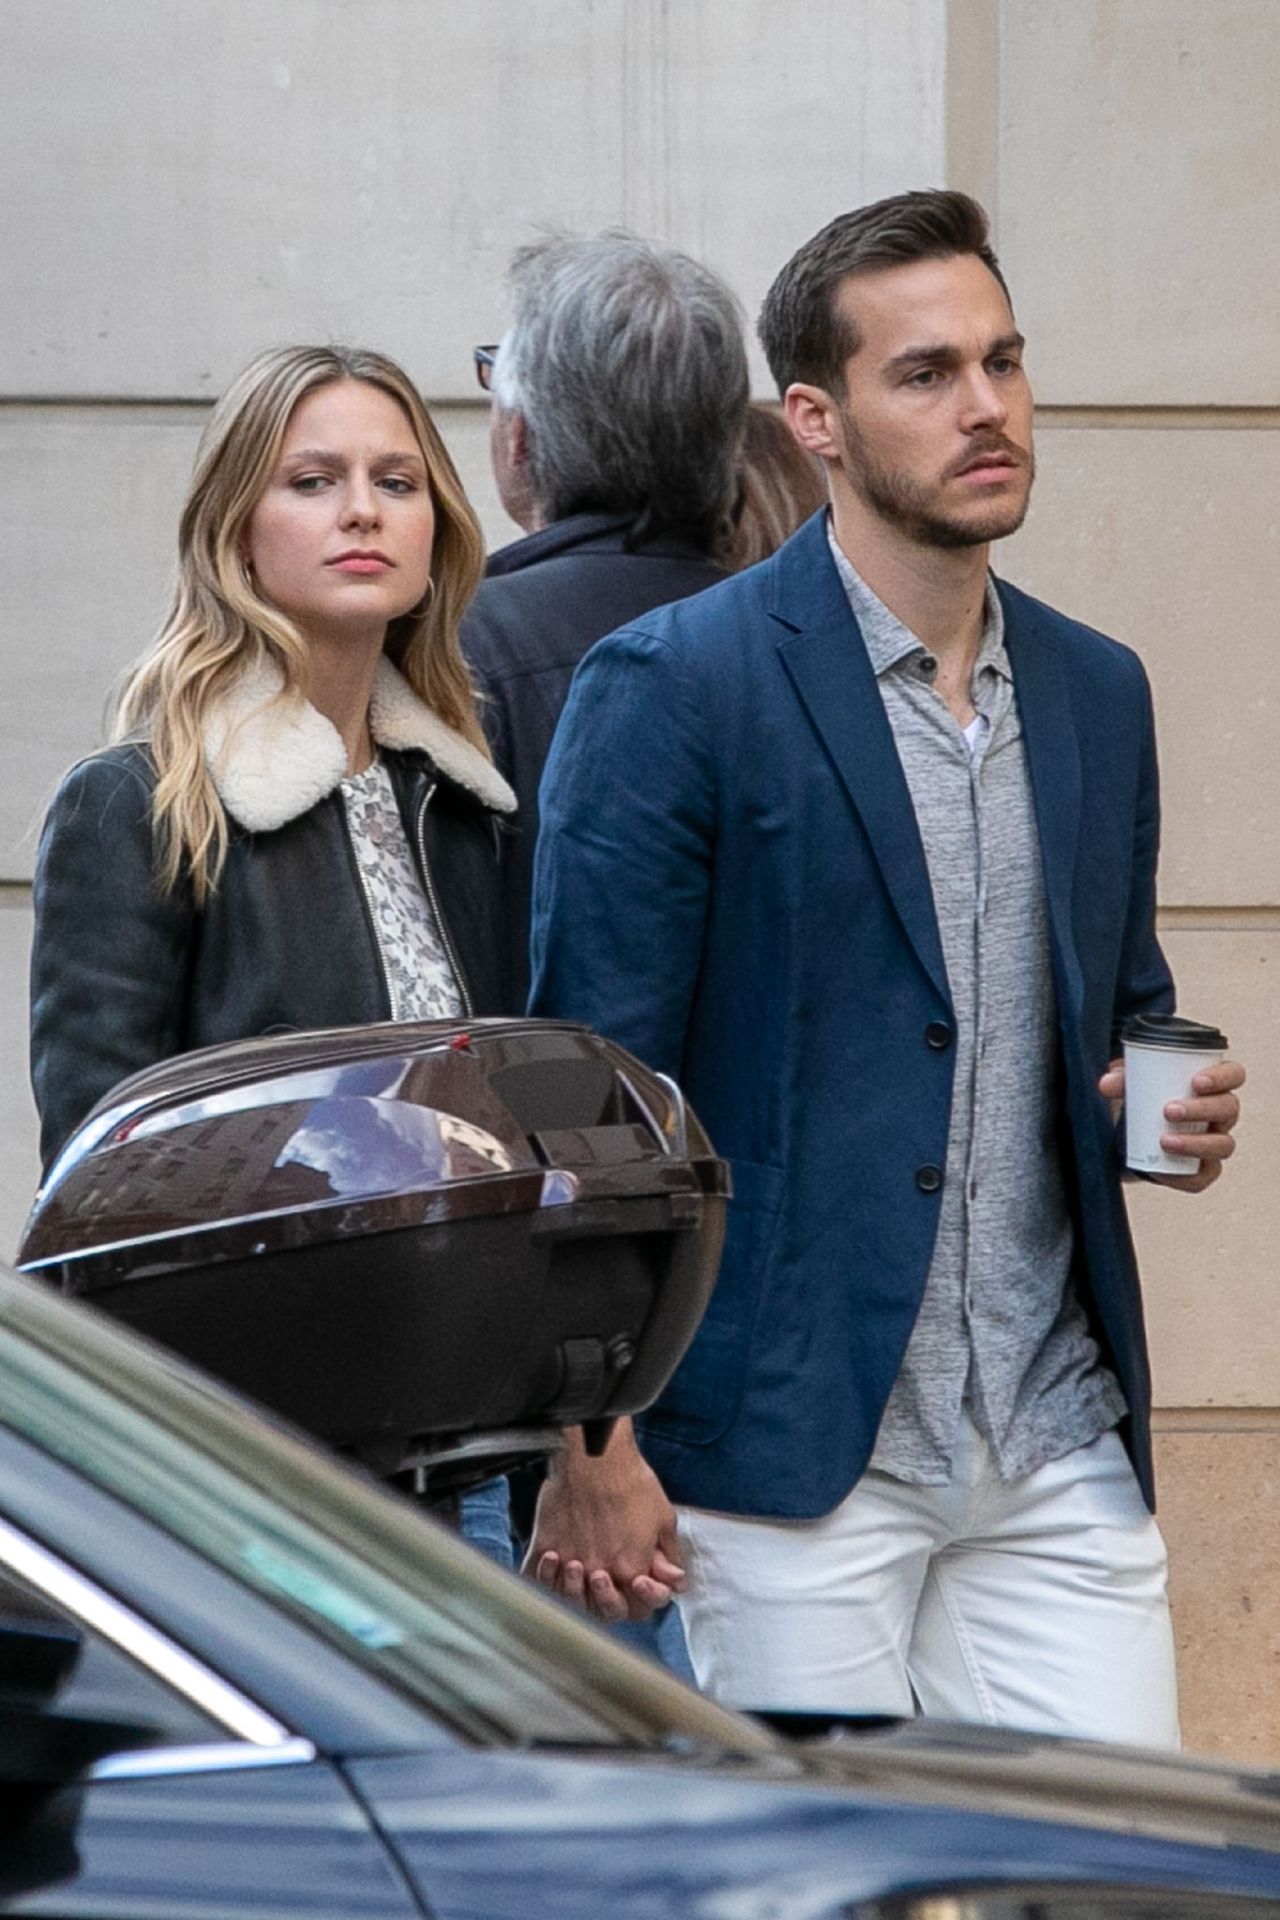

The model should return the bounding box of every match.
[1099,1014,1245,1194]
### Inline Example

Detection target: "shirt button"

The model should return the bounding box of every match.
[919,655,938,679]
[916,1165,943,1194]
[925,1021,952,1050]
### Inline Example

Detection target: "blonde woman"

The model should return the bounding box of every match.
[31,344,519,1558]
[32,343,515,1171]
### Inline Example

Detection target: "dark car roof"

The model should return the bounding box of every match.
[3,1261,1279,1862]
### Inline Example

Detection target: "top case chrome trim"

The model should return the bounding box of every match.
[0,1512,291,1747]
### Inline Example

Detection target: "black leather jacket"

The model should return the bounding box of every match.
[31,741,514,1173]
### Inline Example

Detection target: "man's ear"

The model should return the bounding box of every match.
[490,405,541,533]
[493,405,531,472]
[783,383,843,465]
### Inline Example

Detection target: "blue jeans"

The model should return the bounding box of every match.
[611,1602,697,1683]
[457,1475,515,1570]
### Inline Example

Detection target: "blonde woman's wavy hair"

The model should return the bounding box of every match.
[114,344,488,903]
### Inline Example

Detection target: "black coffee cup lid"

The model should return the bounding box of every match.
[1121,1013,1228,1052]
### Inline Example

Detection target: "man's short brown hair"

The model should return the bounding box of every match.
[758,189,1011,397]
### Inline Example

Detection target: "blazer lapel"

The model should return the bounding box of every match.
[769,518,951,1007]
[999,581,1084,1018]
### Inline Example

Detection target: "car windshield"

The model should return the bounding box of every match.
[0,1266,771,1756]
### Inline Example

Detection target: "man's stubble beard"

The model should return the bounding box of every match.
[837,404,1035,551]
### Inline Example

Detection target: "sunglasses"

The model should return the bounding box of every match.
[473,344,499,393]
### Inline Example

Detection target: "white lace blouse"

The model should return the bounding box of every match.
[339,758,464,1022]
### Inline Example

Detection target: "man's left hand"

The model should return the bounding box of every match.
[1099,1056,1246,1194]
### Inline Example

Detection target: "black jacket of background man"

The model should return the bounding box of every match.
[462,512,726,1004]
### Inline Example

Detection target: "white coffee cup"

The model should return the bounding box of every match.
[1122,1014,1228,1176]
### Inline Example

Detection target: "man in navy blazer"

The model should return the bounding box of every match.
[525,192,1245,1743]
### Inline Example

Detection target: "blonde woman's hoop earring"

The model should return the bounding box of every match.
[414,577,436,615]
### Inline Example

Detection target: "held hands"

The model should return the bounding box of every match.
[1099,1056,1246,1194]
[521,1419,684,1623]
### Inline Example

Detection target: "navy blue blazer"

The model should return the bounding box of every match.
[530,511,1174,1518]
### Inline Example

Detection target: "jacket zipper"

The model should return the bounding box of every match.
[341,807,399,1021]
[416,781,475,1018]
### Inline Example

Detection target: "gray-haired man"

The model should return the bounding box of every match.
[462,233,749,1006]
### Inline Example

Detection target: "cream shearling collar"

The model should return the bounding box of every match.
[202,654,515,833]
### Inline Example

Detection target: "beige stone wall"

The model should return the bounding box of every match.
[2,0,1276,1760]
[0,1,945,1261]
[988,1,1280,1762]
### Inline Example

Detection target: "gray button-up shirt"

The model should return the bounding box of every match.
[828,527,1125,1484]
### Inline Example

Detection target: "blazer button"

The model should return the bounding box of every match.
[925,1021,953,1050]
[916,1165,943,1194]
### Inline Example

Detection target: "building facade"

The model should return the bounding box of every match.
[1,0,1275,1759]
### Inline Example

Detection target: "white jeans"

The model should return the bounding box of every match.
[676,1417,1180,1748]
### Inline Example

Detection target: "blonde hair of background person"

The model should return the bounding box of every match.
[725,402,827,571]
[115,344,488,905]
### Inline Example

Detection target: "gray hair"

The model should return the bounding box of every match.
[496,232,749,550]
[489,339,523,412]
